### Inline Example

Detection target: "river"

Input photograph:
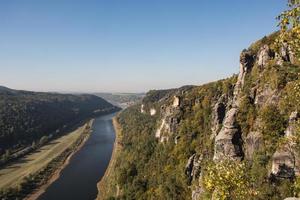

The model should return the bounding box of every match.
[38,113,116,200]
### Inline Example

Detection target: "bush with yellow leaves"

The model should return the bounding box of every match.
[202,160,258,200]
[277,0,300,59]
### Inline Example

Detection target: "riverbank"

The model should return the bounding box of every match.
[96,116,122,200]
[0,119,94,200]
[26,119,94,200]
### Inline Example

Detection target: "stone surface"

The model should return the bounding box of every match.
[285,111,299,137]
[280,43,296,64]
[245,131,264,160]
[185,154,202,183]
[257,45,274,67]
[214,108,243,161]
[213,50,254,161]
[192,186,203,200]
[211,96,227,137]
[150,108,156,116]
[140,104,145,113]
[271,111,300,178]
[173,96,180,107]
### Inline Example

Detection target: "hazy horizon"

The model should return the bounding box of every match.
[0,1,285,93]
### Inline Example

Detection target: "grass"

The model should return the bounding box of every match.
[0,123,88,190]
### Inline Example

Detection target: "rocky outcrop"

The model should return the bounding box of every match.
[272,111,300,178]
[211,95,227,137]
[150,108,156,116]
[155,97,183,142]
[214,108,243,161]
[257,45,274,67]
[285,111,299,137]
[233,50,255,104]
[141,104,145,113]
[192,186,203,200]
[254,87,279,106]
[173,96,181,107]
[277,43,296,65]
[213,49,256,161]
[175,135,180,144]
[185,154,202,183]
[245,131,264,160]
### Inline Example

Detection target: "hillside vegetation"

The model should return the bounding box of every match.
[99,32,300,200]
[0,87,120,163]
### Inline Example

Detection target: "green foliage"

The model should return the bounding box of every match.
[259,105,286,153]
[277,0,300,58]
[202,160,258,200]
[0,87,119,159]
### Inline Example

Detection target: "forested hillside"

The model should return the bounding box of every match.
[0,86,120,161]
[99,31,300,200]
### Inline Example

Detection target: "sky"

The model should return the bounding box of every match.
[0,0,286,93]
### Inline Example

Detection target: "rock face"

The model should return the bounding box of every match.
[254,87,279,106]
[257,45,274,67]
[155,97,183,142]
[150,108,156,116]
[192,186,203,200]
[185,154,202,183]
[141,104,145,113]
[213,52,255,161]
[272,111,300,178]
[214,108,243,161]
[285,111,299,137]
[245,131,264,160]
[233,50,255,104]
[173,96,181,107]
[211,96,227,137]
[281,43,296,64]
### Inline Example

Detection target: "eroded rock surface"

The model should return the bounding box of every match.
[272,111,300,178]
[245,131,264,160]
[257,45,274,67]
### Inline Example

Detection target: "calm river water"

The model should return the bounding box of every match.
[38,113,116,200]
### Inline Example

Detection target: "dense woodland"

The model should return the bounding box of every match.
[0,86,120,163]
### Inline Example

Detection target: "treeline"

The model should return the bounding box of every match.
[0,86,120,161]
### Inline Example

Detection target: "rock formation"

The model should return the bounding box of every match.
[245,131,264,160]
[257,45,274,67]
[213,50,255,161]
[272,111,300,178]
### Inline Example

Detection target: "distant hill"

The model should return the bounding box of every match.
[95,93,145,108]
[0,86,120,153]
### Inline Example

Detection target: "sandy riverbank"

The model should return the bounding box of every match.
[24,119,94,200]
[96,117,122,200]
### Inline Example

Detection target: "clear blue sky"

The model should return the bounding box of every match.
[0,0,285,93]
